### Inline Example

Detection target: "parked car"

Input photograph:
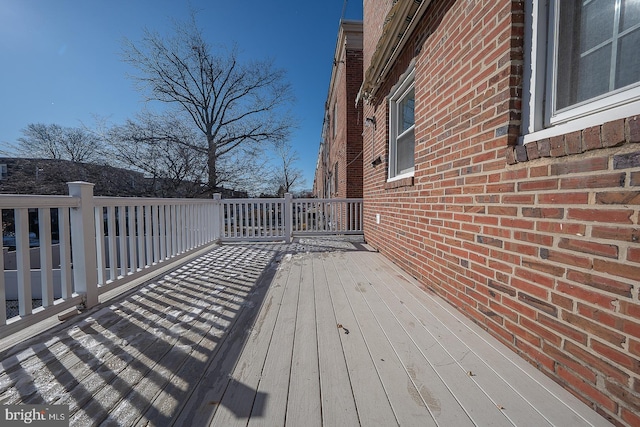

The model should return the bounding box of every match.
[2,232,39,250]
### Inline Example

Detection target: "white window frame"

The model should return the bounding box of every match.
[388,67,416,181]
[522,0,640,144]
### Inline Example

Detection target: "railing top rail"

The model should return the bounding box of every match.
[0,194,80,209]
[220,198,285,204]
[94,196,217,207]
[293,198,364,203]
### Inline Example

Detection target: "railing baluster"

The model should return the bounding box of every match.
[107,206,118,281]
[118,206,127,277]
[127,206,137,274]
[15,208,32,317]
[152,205,159,264]
[59,207,72,298]
[0,224,6,325]
[159,205,166,261]
[190,204,195,248]
[177,204,183,254]
[136,205,144,269]
[95,206,107,286]
[171,204,177,256]
[144,205,152,267]
[38,207,54,307]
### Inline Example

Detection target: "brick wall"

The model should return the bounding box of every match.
[345,48,364,198]
[320,22,364,200]
[361,0,640,425]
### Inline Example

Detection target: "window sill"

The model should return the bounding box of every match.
[384,176,414,189]
[507,115,639,164]
[522,99,640,145]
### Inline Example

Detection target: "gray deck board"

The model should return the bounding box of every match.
[330,253,437,426]
[0,239,613,427]
[312,255,359,427]
[245,254,300,427]
[343,253,477,427]
[323,252,399,426]
[285,254,321,427]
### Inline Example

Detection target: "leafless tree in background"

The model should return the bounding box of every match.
[17,123,102,163]
[270,141,306,195]
[122,13,296,195]
[105,111,207,197]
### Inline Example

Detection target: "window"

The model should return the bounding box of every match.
[547,0,640,124]
[0,164,7,180]
[388,69,415,179]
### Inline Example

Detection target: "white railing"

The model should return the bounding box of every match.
[218,195,289,242]
[291,197,363,235]
[218,194,364,241]
[0,182,218,338]
[1,184,363,337]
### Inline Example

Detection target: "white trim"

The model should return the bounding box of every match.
[388,67,416,180]
[523,0,640,143]
[522,97,640,144]
[521,0,547,135]
[546,0,640,125]
[386,170,414,183]
[549,85,640,126]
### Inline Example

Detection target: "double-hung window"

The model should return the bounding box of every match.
[523,1,640,141]
[389,69,415,180]
[547,0,640,125]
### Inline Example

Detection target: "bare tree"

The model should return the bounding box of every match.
[122,14,295,195]
[17,123,102,163]
[105,112,208,197]
[270,141,306,195]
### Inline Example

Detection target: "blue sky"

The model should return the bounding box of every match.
[0,0,363,190]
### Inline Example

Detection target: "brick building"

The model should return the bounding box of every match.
[354,1,640,425]
[313,20,363,199]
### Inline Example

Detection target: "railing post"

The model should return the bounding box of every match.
[284,193,292,244]
[212,193,222,241]
[67,181,99,309]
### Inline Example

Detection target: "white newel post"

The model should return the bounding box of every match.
[284,193,292,244]
[212,193,222,241]
[68,181,99,309]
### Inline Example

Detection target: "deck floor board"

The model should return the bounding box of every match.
[0,239,613,426]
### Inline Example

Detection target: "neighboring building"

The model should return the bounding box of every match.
[0,157,148,196]
[313,20,364,199]
[353,1,639,425]
[0,157,248,199]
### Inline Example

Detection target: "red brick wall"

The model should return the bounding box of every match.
[361,0,640,425]
[325,31,363,200]
[345,48,364,198]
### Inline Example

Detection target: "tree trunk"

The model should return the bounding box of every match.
[208,138,217,195]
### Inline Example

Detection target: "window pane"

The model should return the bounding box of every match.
[581,0,615,51]
[556,0,619,110]
[399,89,415,133]
[616,28,640,88]
[396,128,415,174]
[621,0,640,31]
[577,44,613,103]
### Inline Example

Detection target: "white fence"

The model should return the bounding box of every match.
[218,194,363,241]
[0,183,363,338]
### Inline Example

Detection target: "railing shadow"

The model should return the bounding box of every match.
[0,237,368,425]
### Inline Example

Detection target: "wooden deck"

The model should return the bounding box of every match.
[0,239,611,426]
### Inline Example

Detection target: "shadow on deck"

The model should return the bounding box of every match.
[0,237,610,426]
